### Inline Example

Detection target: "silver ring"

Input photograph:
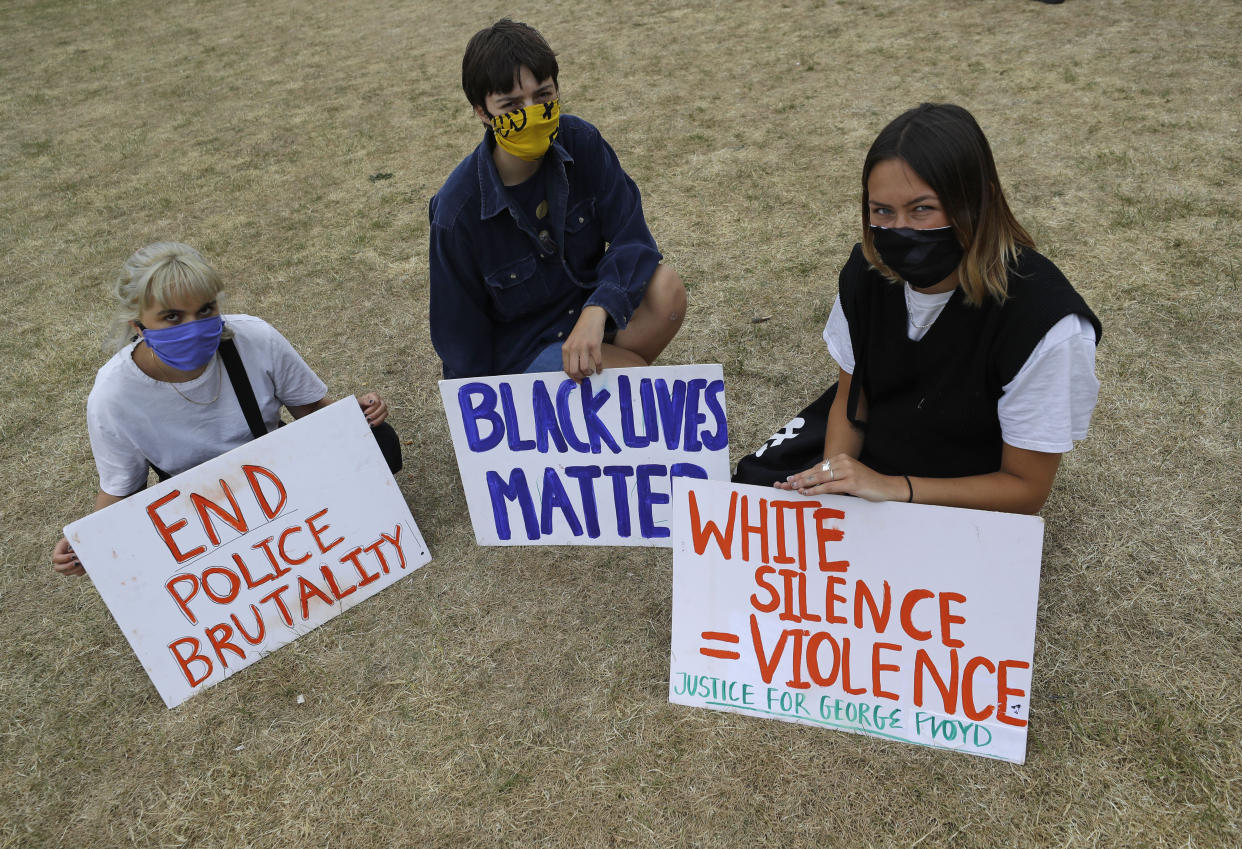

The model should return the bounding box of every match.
[821,460,834,481]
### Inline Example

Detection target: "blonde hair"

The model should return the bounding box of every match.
[107,242,225,349]
[859,103,1034,306]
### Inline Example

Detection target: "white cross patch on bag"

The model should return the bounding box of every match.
[754,416,805,457]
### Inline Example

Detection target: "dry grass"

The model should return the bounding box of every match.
[3,0,1240,846]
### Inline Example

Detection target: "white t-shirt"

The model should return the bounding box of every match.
[821,287,1099,454]
[87,314,328,495]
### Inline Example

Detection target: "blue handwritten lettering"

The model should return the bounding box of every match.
[636,464,670,538]
[701,379,729,450]
[602,466,634,537]
[580,378,621,454]
[539,467,583,537]
[531,380,568,453]
[564,466,603,538]
[486,468,538,540]
[499,383,535,451]
[670,462,709,484]
[655,379,687,450]
[459,383,504,452]
[555,379,590,452]
[683,378,708,451]
[617,376,655,448]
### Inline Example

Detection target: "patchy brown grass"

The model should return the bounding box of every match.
[3,0,1240,846]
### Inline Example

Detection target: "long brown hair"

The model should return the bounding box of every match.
[860,103,1034,305]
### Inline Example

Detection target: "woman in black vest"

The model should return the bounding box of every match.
[772,104,1101,514]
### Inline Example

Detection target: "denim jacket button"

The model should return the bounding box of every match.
[509,273,517,279]
[557,331,564,338]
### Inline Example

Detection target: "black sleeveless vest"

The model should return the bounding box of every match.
[838,243,1102,478]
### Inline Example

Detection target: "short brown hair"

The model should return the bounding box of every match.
[461,19,558,111]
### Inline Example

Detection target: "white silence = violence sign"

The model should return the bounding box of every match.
[669,478,1043,764]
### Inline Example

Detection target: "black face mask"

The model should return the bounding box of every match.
[870,225,963,289]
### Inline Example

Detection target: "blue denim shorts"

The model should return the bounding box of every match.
[522,322,617,374]
[523,341,564,373]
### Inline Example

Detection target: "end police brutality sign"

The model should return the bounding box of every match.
[65,399,430,708]
[440,365,730,546]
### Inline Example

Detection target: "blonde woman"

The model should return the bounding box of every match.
[51,242,396,576]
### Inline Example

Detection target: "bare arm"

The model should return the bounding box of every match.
[774,368,863,490]
[94,489,127,511]
[287,393,388,426]
[784,437,1061,516]
[56,387,391,577]
[902,444,1061,515]
[823,368,864,460]
[52,489,135,576]
[285,396,333,419]
[54,395,338,578]
[777,369,1062,514]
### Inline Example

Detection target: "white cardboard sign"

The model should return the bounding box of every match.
[439,365,730,546]
[669,478,1044,763]
[65,398,430,708]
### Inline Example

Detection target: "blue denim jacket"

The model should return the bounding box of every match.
[429,114,662,378]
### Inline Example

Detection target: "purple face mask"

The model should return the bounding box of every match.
[141,315,223,370]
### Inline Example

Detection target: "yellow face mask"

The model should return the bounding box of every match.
[490,99,560,161]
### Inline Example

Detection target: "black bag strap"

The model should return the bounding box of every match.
[219,337,268,440]
[151,340,403,478]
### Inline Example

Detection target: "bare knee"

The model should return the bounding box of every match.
[600,343,648,370]
[615,264,685,365]
[646,264,686,325]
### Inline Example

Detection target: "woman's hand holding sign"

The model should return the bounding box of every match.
[776,453,908,503]
[50,242,402,579]
[52,490,127,577]
[358,393,388,426]
[776,443,1063,515]
[287,393,388,427]
[52,537,84,577]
